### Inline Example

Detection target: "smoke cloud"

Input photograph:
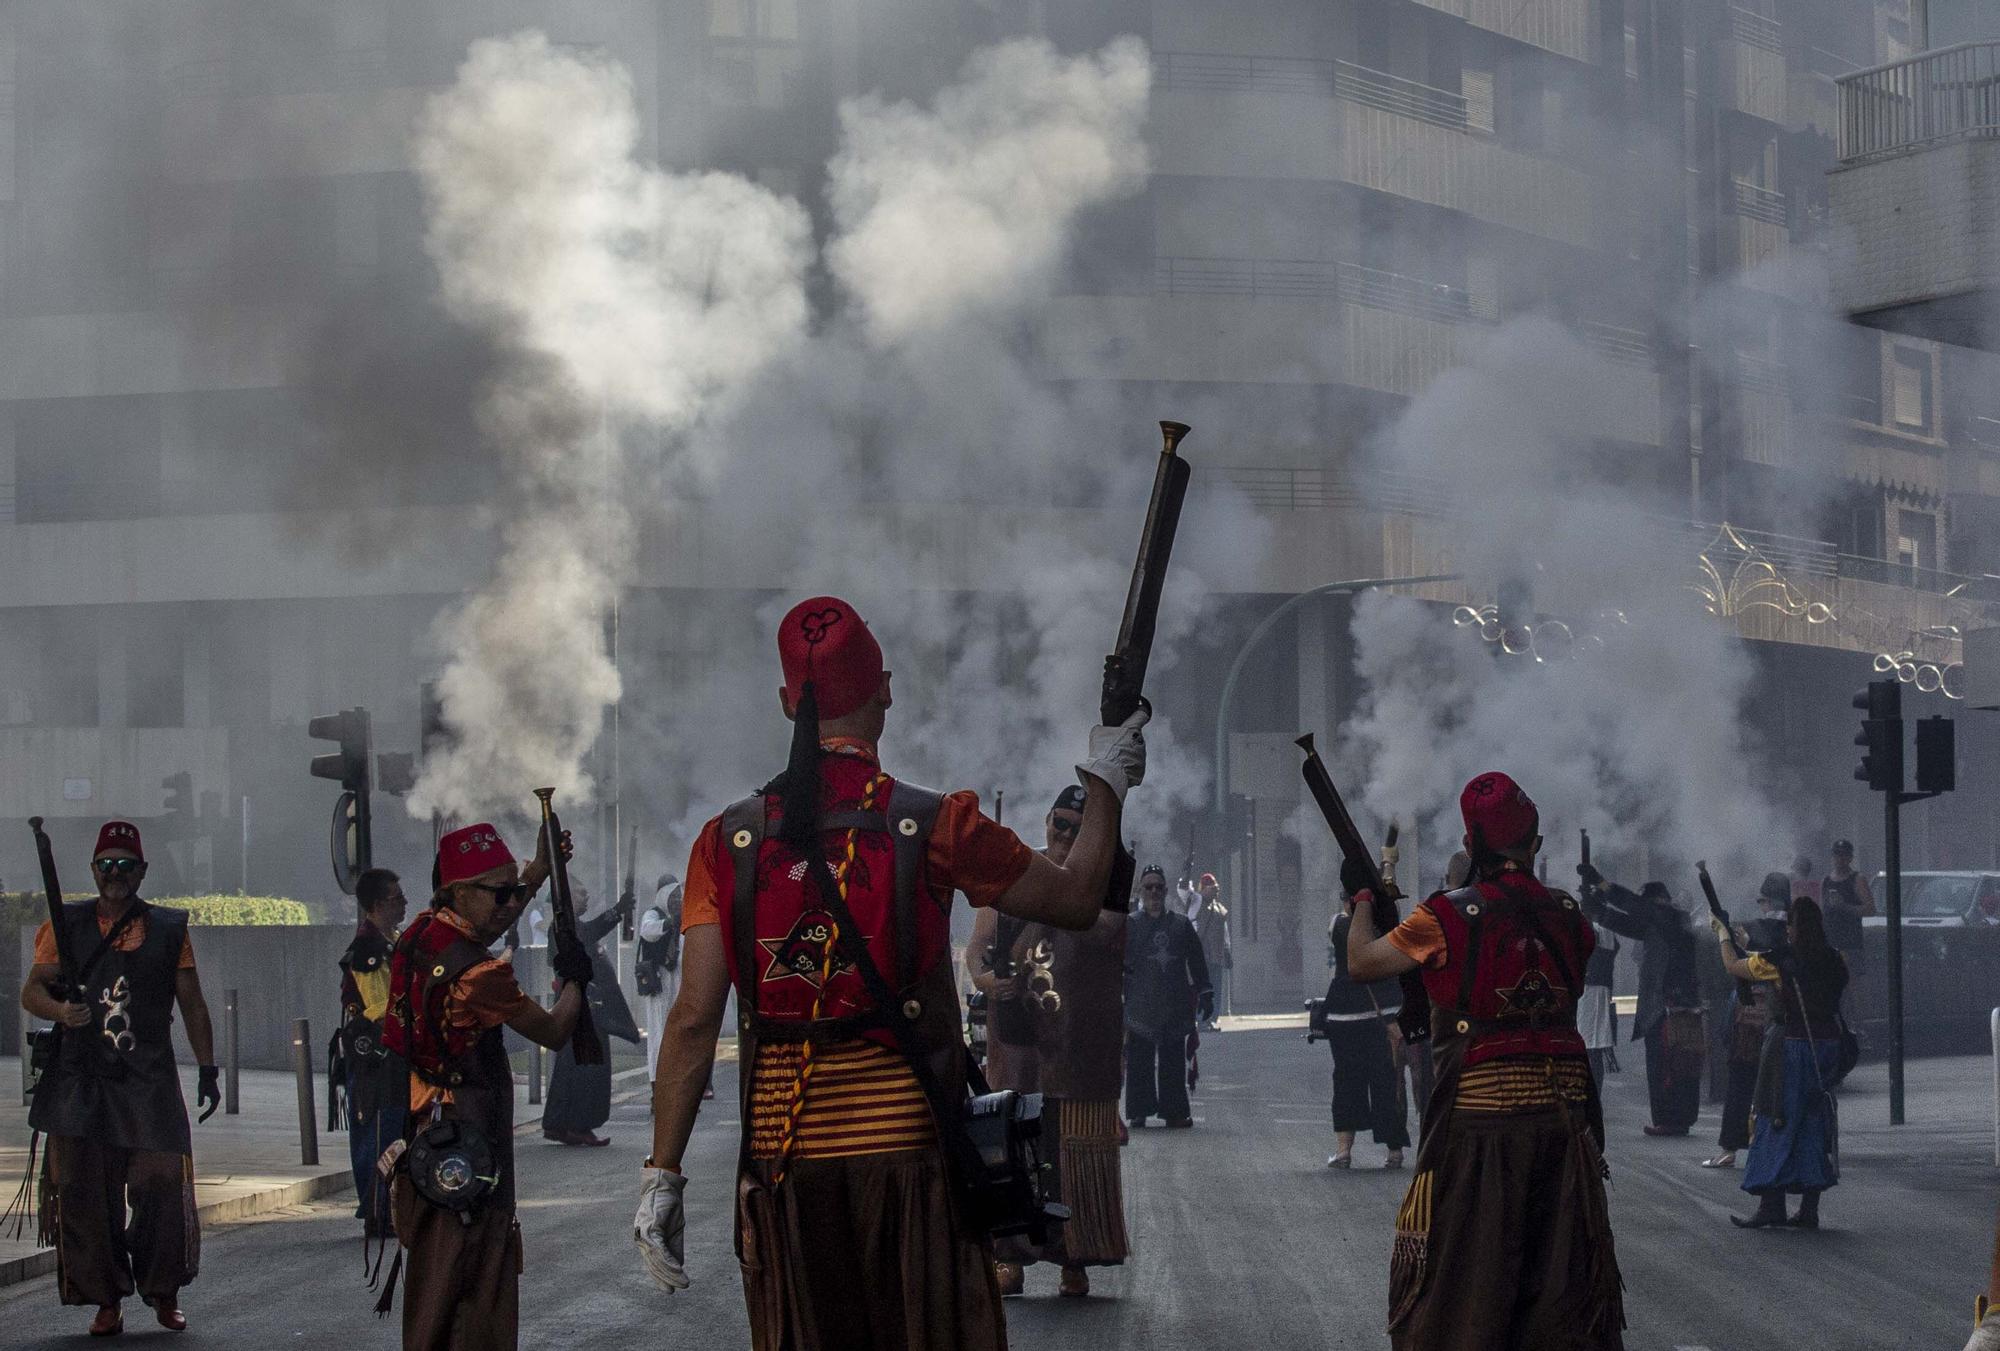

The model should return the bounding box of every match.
[407,32,811,818]
[1338,318,1798,893]
[402,29,1244,847]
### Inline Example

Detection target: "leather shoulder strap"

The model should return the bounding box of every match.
[884,780,945,992]
[720,796,768,1016]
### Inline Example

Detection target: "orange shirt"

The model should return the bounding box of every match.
[1385,902,1449,970]
[408,907,532,1114]
[679,742,1034,933]
[33,907,196,972]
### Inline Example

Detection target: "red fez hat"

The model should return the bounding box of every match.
[93,820,144,862]
[779,596,885,722]
[1199,872,1219,888]
[437,823,516,888]
[1459,772,1539,853]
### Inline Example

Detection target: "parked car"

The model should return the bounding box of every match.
[1848,872,2000,1054]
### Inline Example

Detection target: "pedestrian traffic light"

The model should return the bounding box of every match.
[1915,715,1956,795]
[308,707,371,792]
[1853,680,1903,793]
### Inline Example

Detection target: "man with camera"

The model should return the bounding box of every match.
[634,596,1144,1350]
[380,821,586,1350]
[20,820,217,1337]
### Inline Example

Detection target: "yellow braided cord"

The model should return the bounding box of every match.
[772,774,883,1183]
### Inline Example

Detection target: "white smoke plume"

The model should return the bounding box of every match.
[407,32,810,818]
[1338,317,1798,895]
[827,36,1152,345]
[402,29,1232,845]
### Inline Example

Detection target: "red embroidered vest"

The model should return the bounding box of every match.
[1421,872,1593,1067]
[715,754,949,1053]
[382,910,491,1085]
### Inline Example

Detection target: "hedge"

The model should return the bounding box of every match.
[2,893,309,928]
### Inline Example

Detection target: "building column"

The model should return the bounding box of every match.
[96,620,129,730]
[182,613,211,728]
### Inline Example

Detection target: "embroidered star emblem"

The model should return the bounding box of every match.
[1496,969,1565,1015]
[757,909,862,989]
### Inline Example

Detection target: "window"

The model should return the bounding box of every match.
[1926,0,2000,48]
[1896,508,1937,571]
[1891,347,1935,434]
[707,0,799,40]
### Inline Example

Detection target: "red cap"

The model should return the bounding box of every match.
[1199,872,1219,888]
[437,823,516,888]
[1459,772,1539,853]
[93,820,144,862]
[778,596,885,722]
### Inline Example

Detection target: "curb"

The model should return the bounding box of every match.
[0,1167,356,1288]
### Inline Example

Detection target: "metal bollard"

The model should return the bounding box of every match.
[225,989,241,1115]
[291,1018,319,1166]
[1991,1008,1999,1166]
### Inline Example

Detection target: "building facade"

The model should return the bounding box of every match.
[2,1,1996,1008]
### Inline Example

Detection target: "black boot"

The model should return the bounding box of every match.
[1789,1189,1821,1230]
[1731,1191,1788,1229]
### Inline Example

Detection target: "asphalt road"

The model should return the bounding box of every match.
[5,1030,1989,1349]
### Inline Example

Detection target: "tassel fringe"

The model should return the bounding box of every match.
[1053,1100,1128,1264]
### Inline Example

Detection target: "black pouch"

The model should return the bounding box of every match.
[24,1027,59,1097]
[405,1118,500,1222]
[959,1088,1068,1245]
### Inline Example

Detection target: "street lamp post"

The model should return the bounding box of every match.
[1210,574,1461,822]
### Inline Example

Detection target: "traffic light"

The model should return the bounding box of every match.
[160,771,193,820]
[1916,715,1956,795]
[310,707,373,889]
[1853,679,1903,793]
[376,751,416,797]
[309,707,372,791]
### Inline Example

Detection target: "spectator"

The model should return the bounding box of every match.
[1820,839,1875,965]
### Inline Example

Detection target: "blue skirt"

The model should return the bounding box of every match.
[1741,1038,1839,1194]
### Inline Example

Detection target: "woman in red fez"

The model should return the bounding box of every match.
[1346,772,1624,1351]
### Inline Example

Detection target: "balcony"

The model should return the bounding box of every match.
[1152,59,1596,246]
[1828,44,2000,323]
[1408,0,1594,63]
[1722,7,1788,123]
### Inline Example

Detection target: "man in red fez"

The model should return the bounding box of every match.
[381,818,587,1350]
[637,595,1149,1349]
[21,820,217,1336]
[1347,772,1624,1351]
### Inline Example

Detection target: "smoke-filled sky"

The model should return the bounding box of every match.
[400,30,1262,854]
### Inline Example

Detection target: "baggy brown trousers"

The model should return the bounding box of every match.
[392,1174,521,1351]
[46,1134,198,1309]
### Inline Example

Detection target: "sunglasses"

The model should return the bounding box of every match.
[467,882,530,907]
[1048,817,1080,839]
[93,858,143,877]
[1140,882,1166,894]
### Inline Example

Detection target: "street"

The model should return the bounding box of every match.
[6,1028,1987,1349]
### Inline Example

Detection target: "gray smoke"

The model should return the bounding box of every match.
[1337,316,1799,890]
[403,29,1253,848]
[407,31,811,818]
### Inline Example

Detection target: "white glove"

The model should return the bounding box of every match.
[1077,705,1150,803]
[1967,1299,2000,1351]
[634,1166,690,1292]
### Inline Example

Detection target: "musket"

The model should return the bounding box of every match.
[533,788,604,1065]
[1099,420,1194,912]
[1695,861,1745,960]
[1580,827,1591,876]
[619,825,639,944]
[1294,734,1431,1043]
[28,817,80,999]
[1379,819,1401,893]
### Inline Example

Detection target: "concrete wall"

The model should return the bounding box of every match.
[1831,137,2000,314]
[17,922,351,1072]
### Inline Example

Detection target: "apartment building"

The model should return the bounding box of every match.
[1,1,1995,1008]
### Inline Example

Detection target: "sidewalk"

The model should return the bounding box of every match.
[0,1056,647,1287]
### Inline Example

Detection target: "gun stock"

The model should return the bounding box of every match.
[533,789,604,1065]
